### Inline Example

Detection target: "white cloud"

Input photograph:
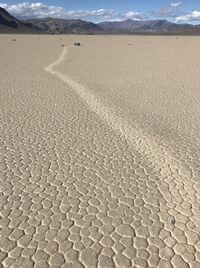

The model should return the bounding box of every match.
[0,2,145,21]
[0,2,117,19]
[176,10,200,22]
[152,8,174,18]
[124,12,145,20]
[171,2,182,7]
[0,2,65,18]
[151,1,182,19]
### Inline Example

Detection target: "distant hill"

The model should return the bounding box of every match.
[25,18,104,34]
[0,7,40,33]
[99,19,200,35]
[99,19,143,33]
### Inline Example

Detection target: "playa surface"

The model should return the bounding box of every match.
[0,35,200,268]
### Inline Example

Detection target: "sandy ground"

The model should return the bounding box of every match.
[0,35,200,268]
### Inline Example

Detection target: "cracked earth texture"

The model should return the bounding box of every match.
[0,35,200,268]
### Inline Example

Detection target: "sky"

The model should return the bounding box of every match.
[0,0,200,24]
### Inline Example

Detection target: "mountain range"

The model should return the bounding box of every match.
[98,19,198,34]
[25,17,103,34]
[1,7,200,35]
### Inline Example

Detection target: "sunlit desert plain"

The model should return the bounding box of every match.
[0,35,200,267]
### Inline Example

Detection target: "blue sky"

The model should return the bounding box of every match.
[1,0,200,23]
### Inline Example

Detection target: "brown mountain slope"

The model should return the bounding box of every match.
[25,17,104,34]
[0,7,40,33]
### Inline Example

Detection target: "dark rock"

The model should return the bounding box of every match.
[168,216,176,225]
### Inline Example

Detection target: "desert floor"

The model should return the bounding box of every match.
[0,35,200,268]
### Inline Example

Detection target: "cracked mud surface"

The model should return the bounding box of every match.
[0,35,200,267]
